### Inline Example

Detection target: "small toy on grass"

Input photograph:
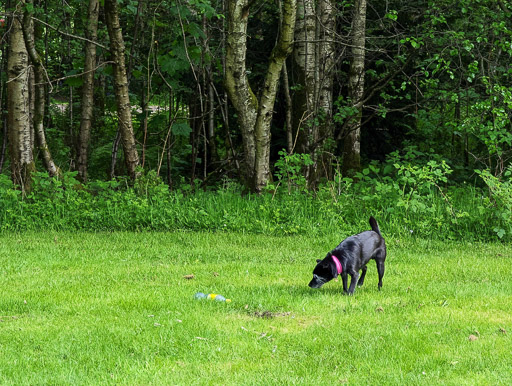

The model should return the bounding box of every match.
[207,293,232,302]
[194,292,231,303]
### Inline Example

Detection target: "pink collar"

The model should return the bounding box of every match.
[332,255,342,275]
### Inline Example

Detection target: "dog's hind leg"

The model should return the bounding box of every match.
[358,265,367,287]
[376,260,385,290]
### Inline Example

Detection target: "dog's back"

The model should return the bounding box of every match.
[335,216,384,256]
[335,230,382,259]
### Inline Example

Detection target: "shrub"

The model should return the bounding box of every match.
[476,166,512,239]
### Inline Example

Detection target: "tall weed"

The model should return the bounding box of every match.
[476,166,512,239]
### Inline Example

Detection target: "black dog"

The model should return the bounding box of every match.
[308,216,386,295]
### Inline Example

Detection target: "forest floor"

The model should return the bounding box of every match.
[0,232,511,384]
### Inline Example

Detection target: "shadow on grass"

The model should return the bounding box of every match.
[271,280,386,298]
[256,282,375,297]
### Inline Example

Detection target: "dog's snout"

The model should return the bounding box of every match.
[309,277,322,288]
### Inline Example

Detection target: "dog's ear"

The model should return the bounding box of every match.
[320,253,332,268]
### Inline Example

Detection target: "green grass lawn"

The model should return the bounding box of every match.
[0,231,511,385]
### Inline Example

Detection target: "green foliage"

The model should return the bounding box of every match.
[271,150,314,194]
[476,166,512,239]
[388,150,453,213]
[4,0,512,198]
[320,149,495,240]
[333,96,359,123]
[463,80,512,159]
[0,158,510,242]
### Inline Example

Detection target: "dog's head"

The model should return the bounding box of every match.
[309,253,338,288]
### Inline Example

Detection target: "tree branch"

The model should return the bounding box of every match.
[31,15,109,50]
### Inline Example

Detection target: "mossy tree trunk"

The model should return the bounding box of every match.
[225,0,296,193]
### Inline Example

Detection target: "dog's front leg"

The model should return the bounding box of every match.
[347,271,360,295]
[341,272,349,294]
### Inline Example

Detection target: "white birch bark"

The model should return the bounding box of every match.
[292,0,316,154]
[317,0,335,132]
[342,0,366,176]
[225,0,258,186]
[292,0,335,184]
[7,6,35,191]
[22,3,61,178]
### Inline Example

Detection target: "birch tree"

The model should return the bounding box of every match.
[7,2,35,191]
[292,0,335,185]
[292,0,315,154]
[342,0,366,176]
[77,0,99,182]
[104,0,140,179]
[22,1,60,178]
[225,0,296,192]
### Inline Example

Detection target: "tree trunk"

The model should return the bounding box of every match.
[225,0,296,192]
[104,0,140,180]
[22,1,61,178]
[253,0,296,191]
[203,15,218,176]
[189,97,200,187]
[342,0,366,176]
[292,0,335,185]
[0,43,7,173]
[207,65,218,168]
[7,5,36,191]
[281,62,293,153]
[315,0,335,182]
[292,0,316,156]
[77,0,99,183]
[110,131,122,179]
[225,0,258,188]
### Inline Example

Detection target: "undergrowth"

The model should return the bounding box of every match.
[0,156,510,242]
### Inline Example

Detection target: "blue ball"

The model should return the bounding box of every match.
[214,295,226,302]
[194,292,207,299]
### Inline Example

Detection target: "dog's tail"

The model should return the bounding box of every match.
[369,216,381,236]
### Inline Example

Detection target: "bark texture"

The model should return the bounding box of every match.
[22,3,60,178]
[292,0,316,153]
[7,6,35,191]
[342,0,366,176]
[225,0,296,192]
[292,0,335,184]
[105,0,140,179]
[225,0,258,186]
[77,0,99,182]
